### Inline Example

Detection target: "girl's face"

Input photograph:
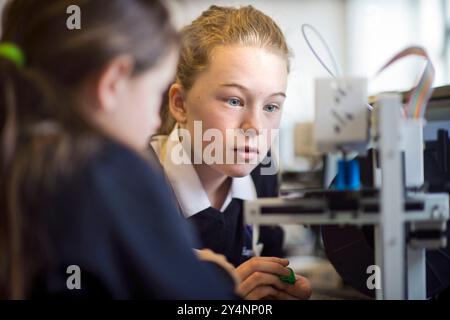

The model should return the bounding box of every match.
[180,45,288,177]
[120,48,179,149]
[91,47,178,152]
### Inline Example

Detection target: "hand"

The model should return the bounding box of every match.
[236,256,293,300]
[270,274,312,300]
[236,256,312,300]
[194,249,239,286]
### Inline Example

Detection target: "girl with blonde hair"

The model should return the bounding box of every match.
[152,5,311,300]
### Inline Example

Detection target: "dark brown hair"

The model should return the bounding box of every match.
[0,0,178,298]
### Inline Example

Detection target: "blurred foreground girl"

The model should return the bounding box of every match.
[0,0,237,299]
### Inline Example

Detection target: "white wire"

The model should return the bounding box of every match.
[301,23,373,111]
[301,23,342,78]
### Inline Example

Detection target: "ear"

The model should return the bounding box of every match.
[96,55,134,112]
[168,83,187,124]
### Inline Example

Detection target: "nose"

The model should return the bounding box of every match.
[240,108,262,137]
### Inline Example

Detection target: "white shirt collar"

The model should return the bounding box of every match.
[150,125,257,218]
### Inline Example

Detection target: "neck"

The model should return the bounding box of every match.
[193,163,231,210]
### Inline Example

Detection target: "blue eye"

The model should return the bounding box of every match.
[263,104,279,113]
[227,98,242,107]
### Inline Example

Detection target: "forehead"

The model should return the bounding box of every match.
[201,45,288,91]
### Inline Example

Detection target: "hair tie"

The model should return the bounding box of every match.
[0,42,25,67]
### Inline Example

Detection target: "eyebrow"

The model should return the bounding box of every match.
[219,83,286,98]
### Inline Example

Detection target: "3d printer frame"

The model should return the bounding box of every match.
[245,93,449,300]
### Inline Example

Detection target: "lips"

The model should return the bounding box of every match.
[233,146,259,162]
[233,146,259,154]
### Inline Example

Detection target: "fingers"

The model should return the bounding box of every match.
[244,285,279,300]
[283,275,312,300]
[238,271,288,297]
[236,257,291,282]
[274,290,299,300]
[256,275,312,300]
[254,256,290,265]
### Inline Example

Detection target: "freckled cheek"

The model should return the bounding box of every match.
[266,109,282,123]
[188,101,235,130]
[256,118,280,154]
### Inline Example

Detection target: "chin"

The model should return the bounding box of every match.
[213,163,258,178]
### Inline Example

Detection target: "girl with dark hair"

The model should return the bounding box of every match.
[0,0,236,299]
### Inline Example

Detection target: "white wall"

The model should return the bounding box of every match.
[345,0,449,94]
